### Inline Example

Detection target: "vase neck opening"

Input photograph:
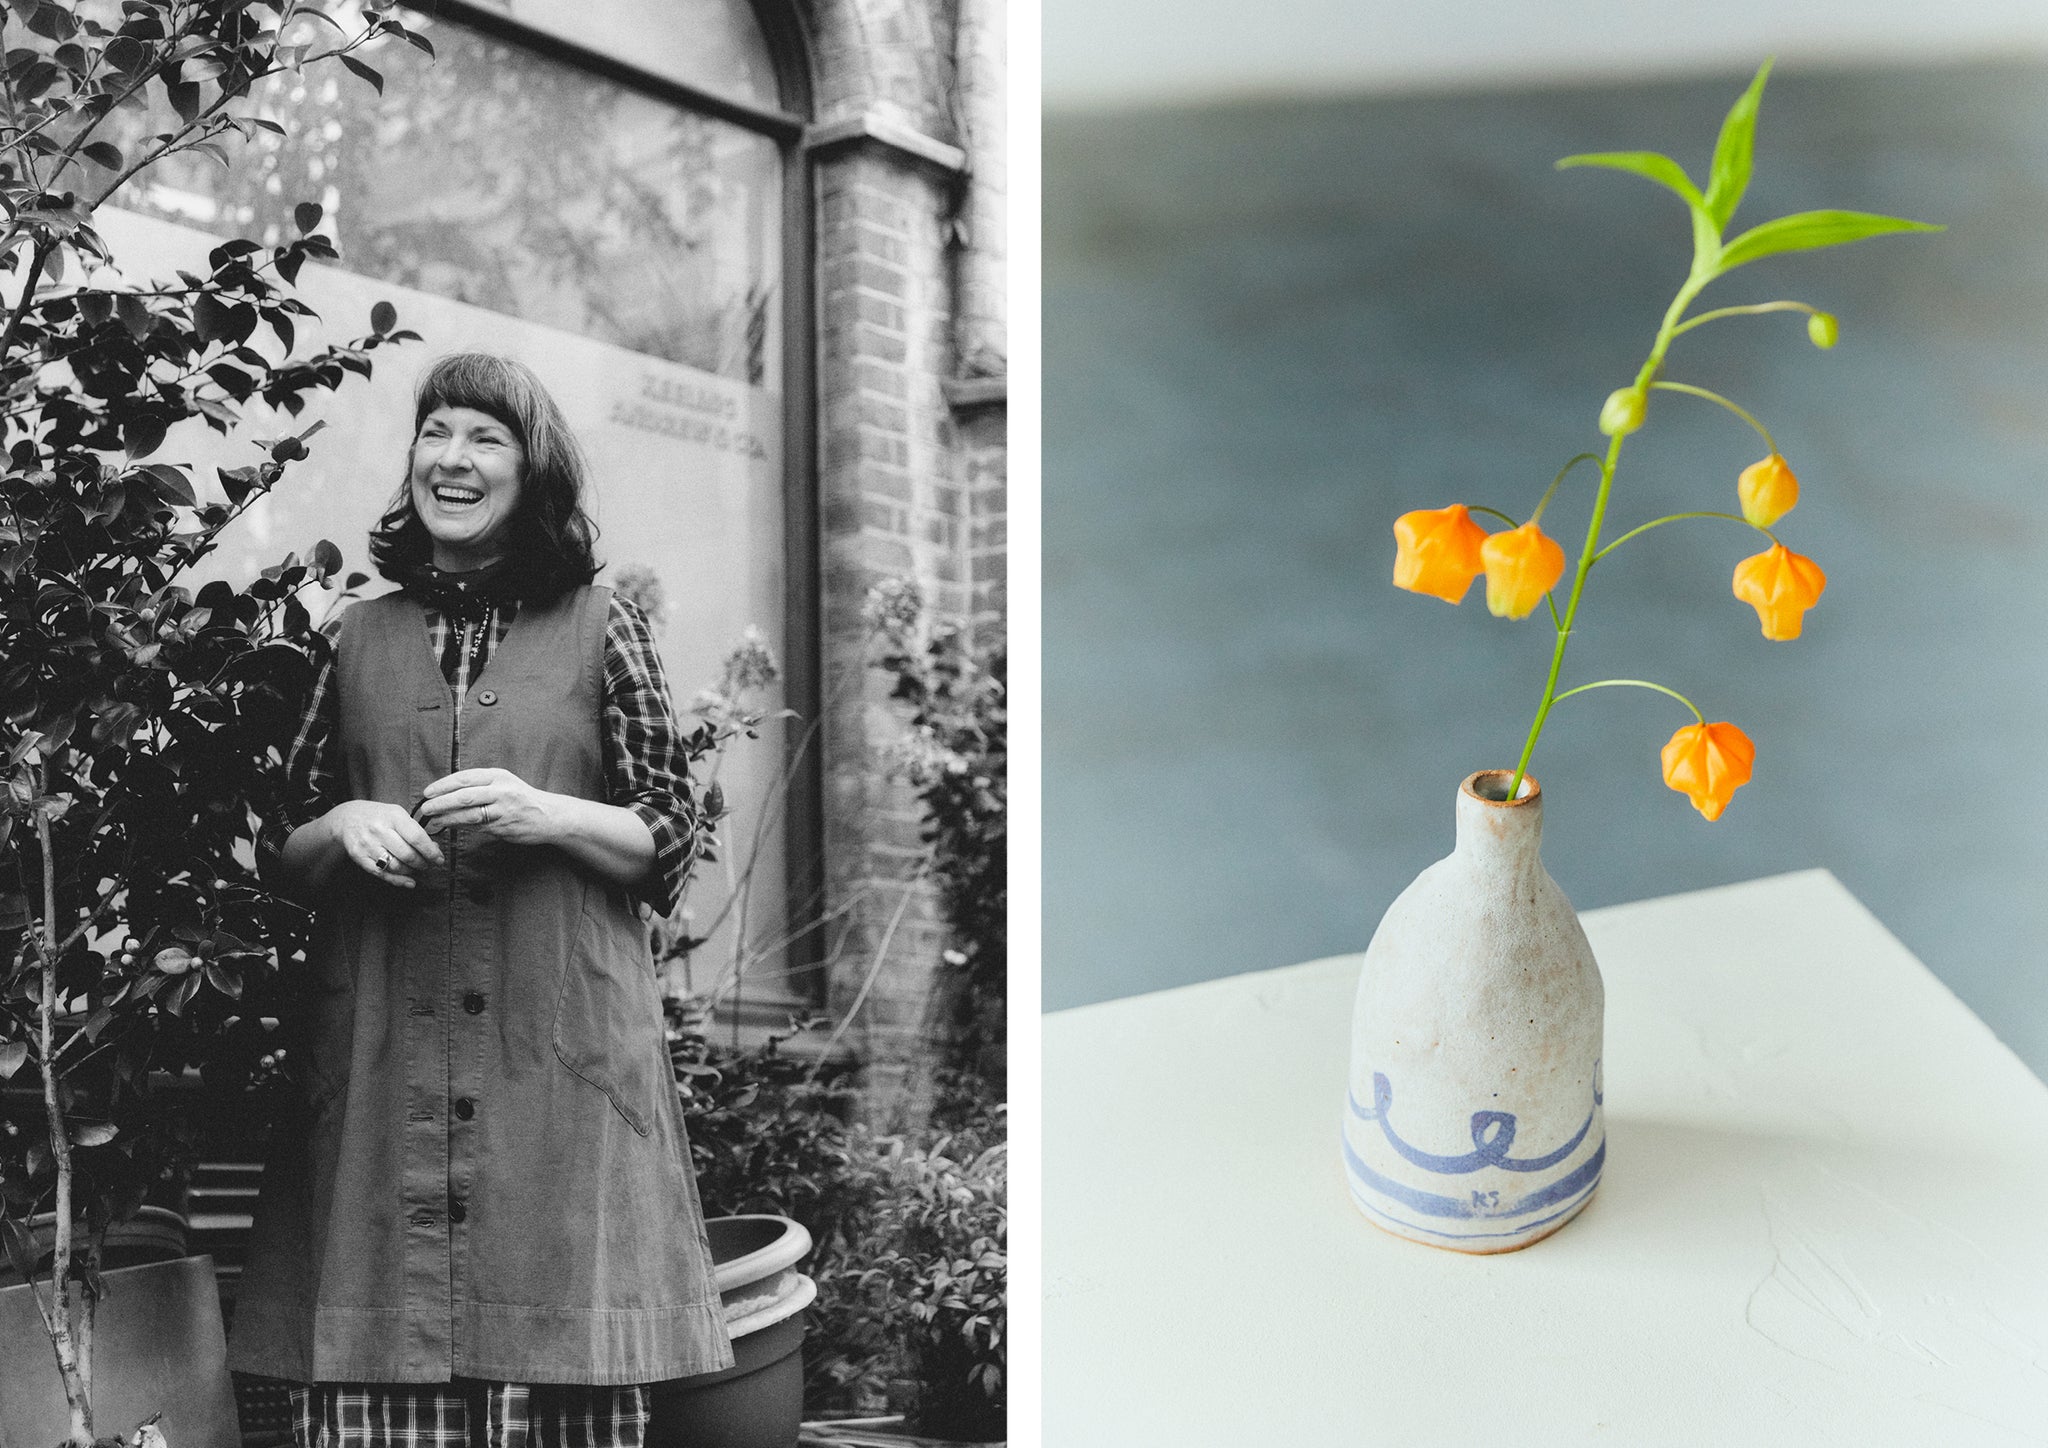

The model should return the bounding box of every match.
[1454,770,1544,873]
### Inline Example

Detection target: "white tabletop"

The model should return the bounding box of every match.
[1044,870,2048,1446]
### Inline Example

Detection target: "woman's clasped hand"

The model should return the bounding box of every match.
[334,767,569,884]
[330,797,443,886]
[415,766,559,846]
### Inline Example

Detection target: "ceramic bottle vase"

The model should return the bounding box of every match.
[1341,770,1605,1253]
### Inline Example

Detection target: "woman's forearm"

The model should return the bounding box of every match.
[539,792,658,887]
[274,813,349,901]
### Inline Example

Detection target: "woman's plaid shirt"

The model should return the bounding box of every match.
[260,590,697,916]
[290,1381,648,1448]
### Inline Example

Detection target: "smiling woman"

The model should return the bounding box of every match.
[410,406,527,570]
[231,352,732,1445]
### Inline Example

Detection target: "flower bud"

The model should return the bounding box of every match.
[1807,312,1838,349]
[1737,453,1799,528]
[1599,387,1646,437]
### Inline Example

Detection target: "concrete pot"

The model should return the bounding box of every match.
[1342,770,1605,1253]
[0,1254,241,1448]
[647,1215,815,1448]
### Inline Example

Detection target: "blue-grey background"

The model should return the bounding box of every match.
[1044,61,2048,1080]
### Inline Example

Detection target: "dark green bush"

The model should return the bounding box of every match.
[673,1017,1006,1436]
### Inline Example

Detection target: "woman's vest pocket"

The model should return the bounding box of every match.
[300,906,364,1115]
[553,890,661,1137]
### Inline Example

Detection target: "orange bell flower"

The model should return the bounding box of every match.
[1392,504,1490,604]
[1480,521,1566,620]
[1660,721,1755,821]
[1737,453,1800,528]
[1732,543,1827,640]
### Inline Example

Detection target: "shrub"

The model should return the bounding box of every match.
[0,6,425,1444]
[673,1021,1006,1436]
[866,580,1006,1122]
[835,1113,1007,1440]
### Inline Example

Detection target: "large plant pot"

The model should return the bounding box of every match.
[647,1215,816,1448]
[5,1206,190,1279]
[1342,770,1606,1253]
[0,1254,242,1448]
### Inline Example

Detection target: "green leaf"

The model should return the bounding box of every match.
[1715,209,1945,274]
[166,79,201,124]
[339,54,383,94]
[116,292,151,339]
[71,1122,117,1147]
[193,293,233,344]
[141,464,195,507]
[1704,60,1772,232]
[0,1040,27,1078]
[1555,150,1705,212]
[101,35,148,74]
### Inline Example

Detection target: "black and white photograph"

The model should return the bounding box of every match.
[1,3,1008,1447]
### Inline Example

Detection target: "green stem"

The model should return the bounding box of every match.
[1670,299,1821,338]
[1551,678,1704,723]
[1594,510,1776,563]
[1649,380,1777,453]
[1468,505,1520,529]
[1528,452,1605,527]
[1504,269,1710,802]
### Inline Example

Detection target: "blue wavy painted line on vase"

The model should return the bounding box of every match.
[1341,1127,1604,1221]
[1344,1169,1601,1242]
[1346,1060,1602,1174]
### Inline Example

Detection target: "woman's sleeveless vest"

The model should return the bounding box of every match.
[227,586,732,1385]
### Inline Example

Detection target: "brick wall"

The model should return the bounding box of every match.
[808,0,1006,1125]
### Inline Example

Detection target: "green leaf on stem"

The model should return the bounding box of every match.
[166,79,202,124]
[1555,150,1705,212]
[1715,209,1945,274]
[339,54,383,94]
[141,464,196,506]
[0,1041,28,1078]
[117,292,152,339]
[101,34,148,74]
[1703,60,1771,232]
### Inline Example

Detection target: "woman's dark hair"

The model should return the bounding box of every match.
[369,352,601,600]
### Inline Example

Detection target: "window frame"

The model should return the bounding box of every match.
[413,0,826,1010]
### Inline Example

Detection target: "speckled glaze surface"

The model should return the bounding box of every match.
[1343,771,1605,1252]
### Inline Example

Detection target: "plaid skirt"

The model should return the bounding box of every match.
[289,1382,649,1448]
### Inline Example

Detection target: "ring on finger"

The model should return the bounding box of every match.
[377,853,395,871]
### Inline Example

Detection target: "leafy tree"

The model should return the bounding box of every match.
[0,4,426,1443]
